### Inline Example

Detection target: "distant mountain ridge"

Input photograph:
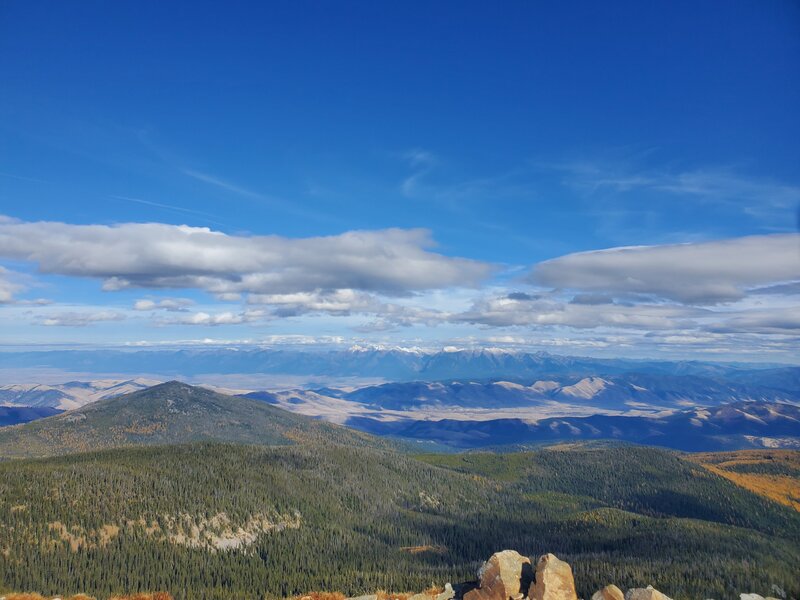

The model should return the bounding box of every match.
[350,400,800,451]
[0,378,160,410]
[1,347,796,382]
[327,374,800,411]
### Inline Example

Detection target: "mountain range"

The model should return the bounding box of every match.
[349,400,800,451]
[1,379,799,455]
[2,347,797,382]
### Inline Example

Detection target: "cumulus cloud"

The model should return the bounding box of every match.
[0,216,492,296]
[36,311,125,327]
[163,309,267,326]
[133,297,194,311]
[247,289,379,316]
[456,294,700,330]
[248,288,445,329]
[531,233,800,304]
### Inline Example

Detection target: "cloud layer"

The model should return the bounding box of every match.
[0,217,492,296]
[1,214,798,360]
[531,234,800,304]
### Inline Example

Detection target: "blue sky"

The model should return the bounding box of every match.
[0,0,799,361]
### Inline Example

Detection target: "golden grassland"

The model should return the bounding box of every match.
[686,450,800,511]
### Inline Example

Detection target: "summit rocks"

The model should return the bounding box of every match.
[529,553,577,600]
[430,551,673,600]
[463,550,533,600]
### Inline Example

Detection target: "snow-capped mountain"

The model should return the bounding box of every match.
[0,347,795,382]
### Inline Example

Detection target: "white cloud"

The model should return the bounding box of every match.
[0,216,493,296]
[456,294,700,330]
[707,306,800,335]
[133,297,194,311]
[247,288,446,330]
[36,311,125,327]
[531,233,800,304]
[164,309,267,326]
[248,289,378,316]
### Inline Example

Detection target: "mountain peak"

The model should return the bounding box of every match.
[149,380,197,393]
[0,381,386,459]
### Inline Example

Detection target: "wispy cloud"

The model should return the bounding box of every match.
[550,160,800,221]
[401,149,439,196]
[111,195,229,227]
[182,169,266,200]
[181,168,341,223]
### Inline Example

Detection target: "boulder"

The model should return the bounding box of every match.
[591,585,624,600]
[529,554,577,600]
[625,586,673,600]
[437,584,455,600]
[464,550,534,600]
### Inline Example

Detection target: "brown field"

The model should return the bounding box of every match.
[686,450,800,511]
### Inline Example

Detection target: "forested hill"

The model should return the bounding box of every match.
[0,381,387,459]
[0,443,798,600]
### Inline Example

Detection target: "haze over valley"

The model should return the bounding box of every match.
[1,2,799,599]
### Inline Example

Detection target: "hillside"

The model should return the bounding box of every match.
[686,450,800,511]
[350,400,800,450]
[0,443,798,600]
[0,382,385,459]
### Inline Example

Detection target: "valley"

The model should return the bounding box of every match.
[1,442,798,600]
[0,381,798,599]
[2,349,799,453]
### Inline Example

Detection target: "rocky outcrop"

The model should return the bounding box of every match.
[344,551,691,600]
[464,550,533,600]
[591,585,624,600]
[528,554,577,600]
[624,586,673,600]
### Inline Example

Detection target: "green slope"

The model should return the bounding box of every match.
[1,443,798,600]
[0,381,386,458]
